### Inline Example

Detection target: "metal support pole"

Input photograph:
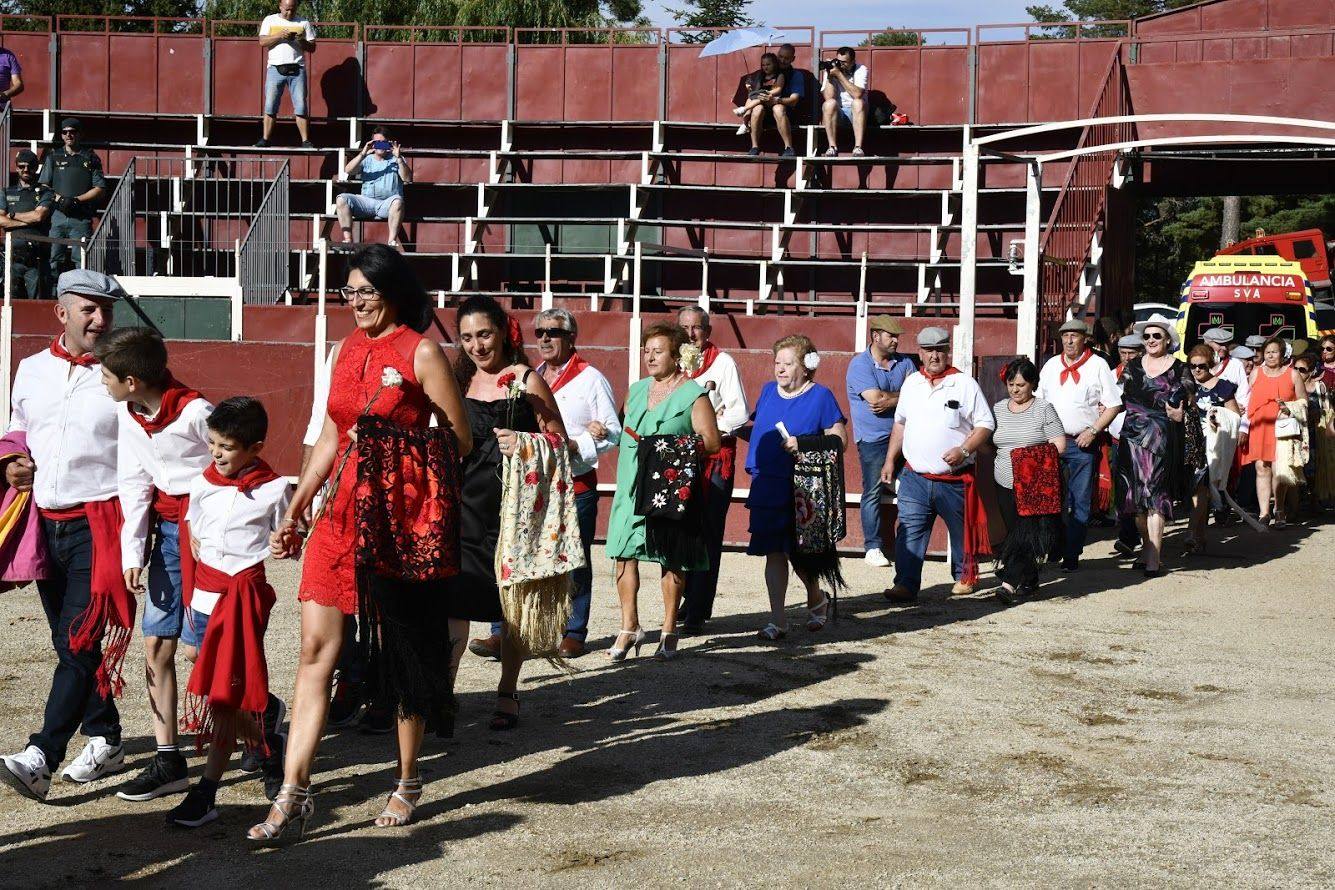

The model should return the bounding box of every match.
[1018,159,1042,359]
[2,232,12,427]
[541,242,553,309]
[955,142,979,370]
[231,238,243,341]
[315,236,328,384]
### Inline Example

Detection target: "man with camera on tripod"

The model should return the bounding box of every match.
[820,47,868,157]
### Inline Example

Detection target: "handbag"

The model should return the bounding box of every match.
[1275,409,1302,439]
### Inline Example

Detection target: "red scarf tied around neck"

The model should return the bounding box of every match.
[687,342,737,481]
[50,336,97,368]
[547,353,590,394]
[1060,349,1093,385]
[203,460,281,493]
[127,375,204,436]
[687,343,721,380]
[921,366,960,387]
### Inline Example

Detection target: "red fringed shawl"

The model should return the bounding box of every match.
[1011,443,1062,517]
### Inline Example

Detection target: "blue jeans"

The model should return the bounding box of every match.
[1060,440,1097,565]
[683,457,735,627]
[856,438,889,552]
[264,65,308,117]
[31,518,121,765]
[492,488,600,641]
[48,211,91,278]
[893,468,965,595]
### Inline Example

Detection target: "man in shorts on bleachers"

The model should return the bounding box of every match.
[820,46,869,157]
[335,127,412,251]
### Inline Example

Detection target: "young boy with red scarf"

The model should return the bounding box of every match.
[95,327,213,802]
[167,396,290,828]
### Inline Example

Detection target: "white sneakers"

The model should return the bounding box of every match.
[2,745,52,801]
[864,549,891,568]
[61,736,125,784]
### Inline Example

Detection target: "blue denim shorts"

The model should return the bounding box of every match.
[338,192,401,220]
[264,64,308,117]
[141,521,207,647]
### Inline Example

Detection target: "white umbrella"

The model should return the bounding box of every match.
[698,28,790,59]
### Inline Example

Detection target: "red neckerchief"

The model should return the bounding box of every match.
[546,353,590,394]
[1114,362,1125,378]
[1215,356,1230,375]
[203,460,280,493]
[50,335,97,367]
[127,375,204,436]
[1059,349,1093,385]
[921,366,959,387]
[688,342,721,379]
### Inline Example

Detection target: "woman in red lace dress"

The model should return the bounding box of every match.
[250,246,471,840]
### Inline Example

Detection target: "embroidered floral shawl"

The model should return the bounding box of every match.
[791,434,847,611]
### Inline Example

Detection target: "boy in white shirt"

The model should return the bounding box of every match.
[168,397,291,828]
[95,327,212,802]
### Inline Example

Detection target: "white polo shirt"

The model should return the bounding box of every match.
[7,345,119,510]
[689,347,749,436]
[1037,352,1123,437]
[117,397,214,570]
[895,370,995,475]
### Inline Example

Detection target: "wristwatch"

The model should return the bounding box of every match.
[959,446,972,460]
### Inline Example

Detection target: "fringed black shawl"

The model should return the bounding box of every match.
[792,434,847,615]
[353,415,461,734]
[634,433,709,571]
[996,442,1061,585]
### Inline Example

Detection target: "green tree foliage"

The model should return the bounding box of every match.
[667,0,755,44]
[1024,0,1196,38]
[861,29,923,48]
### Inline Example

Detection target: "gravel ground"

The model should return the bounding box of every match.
[0,518,1331,887]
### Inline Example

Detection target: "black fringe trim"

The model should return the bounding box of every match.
[790,550,846,619]
[644,517,709,571]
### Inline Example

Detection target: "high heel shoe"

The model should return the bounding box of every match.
[606,627,646,662]
[654,628,680,661]
[489,692,520,731]
[247,783,314,842]
[375,776,422,827]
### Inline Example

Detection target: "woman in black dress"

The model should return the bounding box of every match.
[450,296,564,730]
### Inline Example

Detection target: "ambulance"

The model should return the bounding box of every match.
[1173,256,1322,356]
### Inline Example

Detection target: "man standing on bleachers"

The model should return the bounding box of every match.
[1,149,54,299]
[678,307,748,636]
[0,42,23,110]
[256,0,317,149]
[40,118,106,279]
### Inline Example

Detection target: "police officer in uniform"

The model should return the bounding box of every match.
[0,149,54,299]
[39,118,106,278]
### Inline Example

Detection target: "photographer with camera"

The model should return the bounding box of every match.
[38,119,106,279]
[820,46,868,157]
[336,126,411,250]
[256,0,317,148]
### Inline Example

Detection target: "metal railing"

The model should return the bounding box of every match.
[86,156,136,275]
[1036,46,1134,342]
[0,103,10,183]
[238,160,290,305]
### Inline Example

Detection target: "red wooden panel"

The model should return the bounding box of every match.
[459,45,508,120]
[716,160,762,188]
[610,159,638,183]
[1175,41,1203,63]
[976,43,1027,124]
[3,33,52,108]
[867,48,922,124]
[305,39,358,118]
[1028,41,1084,121]
[610,45,659,120]
[1291,34,1333,57]
[109,34,157,113]
[212,39,264,117]
[917,47,967,124]
[516,45,566,119]
[1234,37,1268,59]
[665,45,717,123]
[58,34,109,110]
[415,45,462,118]
[1137,42,1178,64]
[459,157,489,183]
[156,35,205,114]
[1269,0,1335,28]
[363,42,415,118]
[1077,42,1118,112]
[561,159,610,183]
[562,46,613,120]
[1201,0,1268,31]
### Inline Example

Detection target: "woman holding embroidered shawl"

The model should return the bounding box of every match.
[745,335,846,641]
[451,295,567,732]
[605,323,721,661]
[258,246,471,839]
[1184,344,1242,553]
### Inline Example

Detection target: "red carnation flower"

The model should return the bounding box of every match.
[501,563,512,580]
[524,470,540,485]
[497,372,517,389]
[664,468,678,482]
[677,486,691,501]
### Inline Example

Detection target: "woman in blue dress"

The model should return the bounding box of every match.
[744,334,846,641]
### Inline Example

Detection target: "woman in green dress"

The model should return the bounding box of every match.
[606,322,722,661]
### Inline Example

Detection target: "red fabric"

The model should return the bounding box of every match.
[39,505,87,521]
[703,435,737,483]
[1244,368,1298,464]
[181,560,276,754]
[1095,438,1114,513]
[203,460,281,493]
[49,336,96,368]
[506,316,523,350]
[153,490,196,610]
[1011,443,1062,517]
[921,366,960,386]
[300,326,430,615]
[912,465,991,585]
[546,353,590,393]
[572,469,598,496]
[126,376,204,436]
[62,498,134,699]
[1059,349,1093,385]
[687,342,721,379]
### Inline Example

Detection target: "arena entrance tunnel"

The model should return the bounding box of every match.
[952,113,1335,366]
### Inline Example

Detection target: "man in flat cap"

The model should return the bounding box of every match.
[1,270,128,802]
[845,315,917,567]
[1202,327,1250,418]
[40,118,107,278]
[1036,318,1122,572]
[1244,334,1267,353]
[1231,344,1257,376]
[880,326,994,601]
[0,148,54,299]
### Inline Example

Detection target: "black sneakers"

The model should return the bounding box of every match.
[240,694,287,773]
[327,671,364,729]
[116,751,189,802]
[166,784,218,828]
[359,702,394,735]
[261,731,287,802]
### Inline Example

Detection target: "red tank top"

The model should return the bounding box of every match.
[328,325,431,446]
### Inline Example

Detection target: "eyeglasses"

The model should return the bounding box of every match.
[1323,346,1335,352]
[1142,332,1166,341]
[534,327,570,340]
[1189,363,1211,370]
[339,285,383,303]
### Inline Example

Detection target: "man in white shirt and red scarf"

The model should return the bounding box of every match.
[880,327,994,602]
[470,308,621,660]
[1203,327,1250,424]
[677,307,748,635]
[1036,319,1122,572]
[1,270,130,801]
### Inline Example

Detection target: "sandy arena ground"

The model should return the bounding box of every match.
[0,517,1331,887]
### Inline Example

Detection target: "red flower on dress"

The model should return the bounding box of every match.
[555,479,567,493]
[501,563,511,580]
[497,372,516,389]
[664,468,678,482]
[677,486,691,501]
[524,470,540,485]
[558,553,568,562]
[533,493,545,513]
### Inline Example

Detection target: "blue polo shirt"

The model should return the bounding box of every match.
[845,349,916,443]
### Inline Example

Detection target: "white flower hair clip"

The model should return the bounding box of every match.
[803,351,821,371]
[679,343,703,374]
[381,367,404,388]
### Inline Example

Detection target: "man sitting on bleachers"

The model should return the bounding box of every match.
[776,44,817,130]
[820,46,869,157]
[336,127,411,250]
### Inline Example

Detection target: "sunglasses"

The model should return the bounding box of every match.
[534,327,570,340]
[61,128,78,135]
[1142,332,1166,341]
[1323,346,1335,352]
[1189,363,1211,370]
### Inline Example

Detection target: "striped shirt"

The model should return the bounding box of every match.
[992,397,1064,489]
